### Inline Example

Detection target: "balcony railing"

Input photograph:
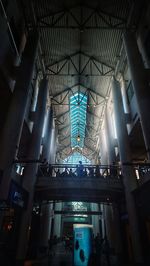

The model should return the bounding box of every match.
[36,163,122,179]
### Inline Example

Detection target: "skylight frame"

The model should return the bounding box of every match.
[70,92,88,148]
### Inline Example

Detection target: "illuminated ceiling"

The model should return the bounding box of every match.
[63,152,90,164]
[21,0,142,161]
[70,92,87,148]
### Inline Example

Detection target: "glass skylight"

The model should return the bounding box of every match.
[63,152,90,164]
[70,92,87,148]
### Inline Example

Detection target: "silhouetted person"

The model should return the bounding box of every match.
[83,168,88,177]
[95,165,102,178]
[40,162,49,176]
[88,167,94,177]
[110,162,117,177]
[48,164,53,176]
[79,161,84,176]
[76,164,80,176]
[61,167,68,177]
[69,168,76,177]
[55,169,60,177]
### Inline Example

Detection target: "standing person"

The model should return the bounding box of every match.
[55,168,60,177]
[76,164,80,176]
[95,165,102,178]
[79,161,84,176]
[88,167,94,177]
[68,168,75,177]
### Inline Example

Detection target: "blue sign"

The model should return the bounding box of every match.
[8,180,28,209]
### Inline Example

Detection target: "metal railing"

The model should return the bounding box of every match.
[13,161,150,186]
[36,163,122,180]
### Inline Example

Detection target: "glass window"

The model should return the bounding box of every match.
[63,152,90,165]
[70,92,87,148]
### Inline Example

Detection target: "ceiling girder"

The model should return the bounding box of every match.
[58,124,70,132]
[46,52,114,77]
[58,144,71,152]
[87,110,101,120]
[51,83,105,101]
[55,110,70,119]
[59,134,70,142]
[52,83,79,98]
[84,143,96,153]
[37,5,130,30]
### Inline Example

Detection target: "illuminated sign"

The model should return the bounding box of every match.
[8,180,28,209]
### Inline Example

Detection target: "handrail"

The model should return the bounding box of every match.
[14,161,150,185]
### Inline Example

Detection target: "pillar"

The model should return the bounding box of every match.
[105,108,116,165]
[39,203,53,249]
[39,106,54,249]
[112,203,123,263]
[99,127,108,166]
[53,202,62,238]
[104,204,114,247]
[123,32,150,159]
[100,204,106,239]
[91,203,100,237]
[119,74,132,133]
[42,106,53,162]
[16,77,48,263]
[112,77,143,264]
[49,123,57,164]
[0,31,39,200]
[104,108,123,258]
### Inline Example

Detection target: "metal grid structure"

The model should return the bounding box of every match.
[21,0,142,161]
[70,92,87,148]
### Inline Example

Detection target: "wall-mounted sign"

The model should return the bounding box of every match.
[8,180,28,209]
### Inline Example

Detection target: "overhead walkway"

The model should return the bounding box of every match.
[35,164,124,202]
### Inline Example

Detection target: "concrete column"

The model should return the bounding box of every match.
[112,203,123,263]
[119,75,132,133]
[0,31,39,200]
[100,204,106,239]
[39,203,53,249]
[123,32,150,159]
[42,107,53,162]
[16,78,48,263]
[53,202,62,238]
[91,203,100,237]
[104,107,123,258]
[99,128,108,166]
[104,204,114,247]
[49,123,57,164]
[39,106,53,249]
[137,28,150,69]
[105,108,116,165]
[112,77,143,264]
[119,75,130,114]
[31,74,40,112]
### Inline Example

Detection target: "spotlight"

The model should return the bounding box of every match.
[77,135,80,142]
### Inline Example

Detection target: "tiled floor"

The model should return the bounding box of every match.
[24,242,121,266]
[25,242,73,266]
[0,242,132,266]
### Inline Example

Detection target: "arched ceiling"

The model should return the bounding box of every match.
[21,0,142,161]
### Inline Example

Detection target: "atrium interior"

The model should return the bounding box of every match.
[0,0,150,266]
